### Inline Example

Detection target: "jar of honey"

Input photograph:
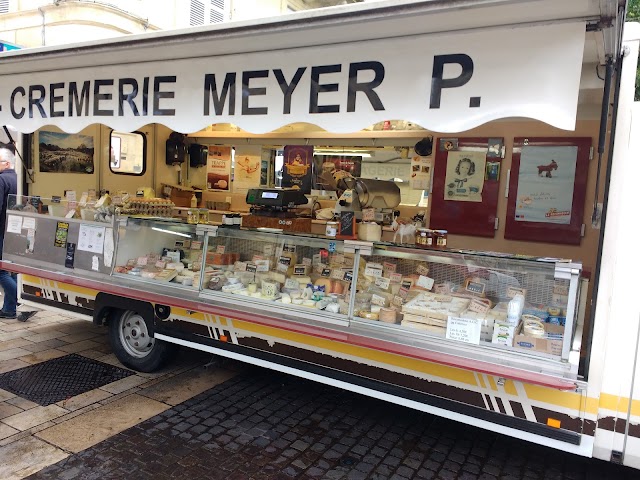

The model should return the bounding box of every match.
[415,228,434,248]
[187,208,199,224]
[434,229,448,248]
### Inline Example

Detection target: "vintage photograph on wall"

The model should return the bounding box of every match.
[38,131,95,174]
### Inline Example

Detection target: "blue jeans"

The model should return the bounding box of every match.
[0,237,17,314]
[0,269,17,314]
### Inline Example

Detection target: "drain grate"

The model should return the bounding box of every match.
[0,353,134,406]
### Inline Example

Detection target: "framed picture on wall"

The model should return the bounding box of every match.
[505,137,592,245]
[38,131,95,174]
[430,137,504,237]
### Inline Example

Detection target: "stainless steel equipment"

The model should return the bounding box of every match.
[335,178,400,224]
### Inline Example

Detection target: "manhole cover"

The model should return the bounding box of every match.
[0,353,134,406]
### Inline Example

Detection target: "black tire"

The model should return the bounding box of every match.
[108,309,177,372]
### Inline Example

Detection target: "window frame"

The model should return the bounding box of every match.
[109,130,147,177]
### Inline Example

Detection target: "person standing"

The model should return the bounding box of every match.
[0,144,17,319]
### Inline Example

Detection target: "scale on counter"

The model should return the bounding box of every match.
[246,188,309,216]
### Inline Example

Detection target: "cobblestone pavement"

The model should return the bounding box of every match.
[26,367,638,480]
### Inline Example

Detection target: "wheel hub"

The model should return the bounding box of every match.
[119,312,154,358]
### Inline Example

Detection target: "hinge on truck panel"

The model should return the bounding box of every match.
[494,218,499,230]
[589,147,594,160]
[581,224,586,237]
[611,450,624,464]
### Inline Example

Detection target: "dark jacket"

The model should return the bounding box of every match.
[0,168,17,239]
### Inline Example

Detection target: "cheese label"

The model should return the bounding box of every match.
[283,244,296,253]
[434,283,451,294]
[383,262,397,273]
[365,266,383,278]
[417,275,435,290]
[389,272,403,284]
[392,295,404,307]
[343,271,353,282]
[398,287,410,299]
[469,298,491,314]
[401,279,413,290]
[191,240,203,250]
[234,261,247,272]
[331,269,344,280]
[284,278,300,289]
[312,253,322,265]
[293,265,308,275]
[263,244,275,256]
[321,267,332,277]
[278,256,291,266]
[375,277,391,290]
[246,263,257,273]
[371,294,387,306]
[507,286,527,298]
[216,245,226,254]
[302,257,312,266]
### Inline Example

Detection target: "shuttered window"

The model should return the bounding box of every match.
[190,0,205,26]
[190,0,226,26]
[0,0,9,14]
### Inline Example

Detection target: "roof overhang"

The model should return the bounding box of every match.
[0,0,626,134]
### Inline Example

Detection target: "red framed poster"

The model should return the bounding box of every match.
[505,137,591,245]
[430,137,504,237]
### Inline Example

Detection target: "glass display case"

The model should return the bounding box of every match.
[352,244,581,362]
[112,217,205,290]
[200,227,354,324]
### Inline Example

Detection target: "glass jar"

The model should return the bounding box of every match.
[415,228,432,248]
[326,221,338,237]
[187,208,199,224]
[199,209,209,224]
[435,229,448,248]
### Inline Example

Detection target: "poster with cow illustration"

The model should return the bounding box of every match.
[505,137,591,245]
[514,145,577,224]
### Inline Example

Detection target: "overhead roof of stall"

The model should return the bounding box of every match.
[0,0,627,134]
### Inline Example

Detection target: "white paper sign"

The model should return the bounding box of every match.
[103,228,114,267]
[77,224,106,254]
[446,316,482,345]
[92,255,100,271]
[417,275,435,290]
[6,215,22,233]
[22,217,36,230]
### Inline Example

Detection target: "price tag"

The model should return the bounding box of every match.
[383,262,397,273]
[303,257,312,266]
[343,271,353,282]
[398,287,409,299]
[371,294,386,306]
[465,279,486,296]
[401,279,413,290]
[312,253,322,265]
[294,265,308,275]
[446,316,482,345]
[255,259,270,272]
[234,261,247,272]
[365,265,383,277]
[51,196,61,204]
[553,284,569,296]
[65,190,77,201]
[331,269,345,280]
[416,264,430,276]
[283,244,296,253]
[321,267,332,277]
[216,245,226,254]
[278,256,292,266]
[507,286,527,298]
[417,275,434,290]
[434,283,451,294]
[389,272,403,284]
[263,244,275,256]
[246,263,257,273]
[375,277,391,290]
[469,298,491,314]
[392,296,404,307]
[155,260,167,269]
[284,278,300,289]
[362,208,375,222]
[191,240,203,250]
[331,253,345,265]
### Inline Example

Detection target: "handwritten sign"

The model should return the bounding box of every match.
[338,211,356,238]
[375,277,391,290]
[446,316,482,344]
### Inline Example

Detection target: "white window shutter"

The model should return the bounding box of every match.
[0,0,9,14]
[210,0,227,24]
[190,0,205,26]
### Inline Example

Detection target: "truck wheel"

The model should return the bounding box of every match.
[108,309,176,372]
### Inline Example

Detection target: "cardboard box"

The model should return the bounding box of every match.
[513,322,564,355]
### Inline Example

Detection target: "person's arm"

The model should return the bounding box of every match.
[0,179,7,217]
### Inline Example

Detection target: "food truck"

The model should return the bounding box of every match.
[0,0,639,468]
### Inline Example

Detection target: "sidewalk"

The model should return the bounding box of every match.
[0,309,244,480]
